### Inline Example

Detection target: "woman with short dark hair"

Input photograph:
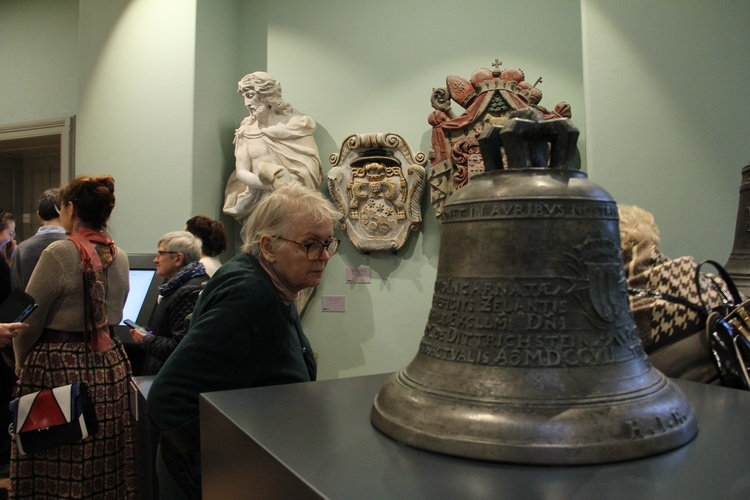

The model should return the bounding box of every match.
[185,215,227,277]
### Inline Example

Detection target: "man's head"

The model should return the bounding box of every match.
[37,188,61,223]
[237,71,291,118]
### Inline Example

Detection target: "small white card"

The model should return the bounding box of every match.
[346,266,372,284]
[321,295,346,312]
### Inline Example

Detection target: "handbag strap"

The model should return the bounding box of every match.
[627,288,707,315]
[695,260,741,315]
[82,273,93,383]
[627,258,741,319]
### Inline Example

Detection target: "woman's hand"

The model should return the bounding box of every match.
[0,322,28,347]
[129,327,151,345]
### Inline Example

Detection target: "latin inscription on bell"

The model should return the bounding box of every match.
[442,200,619,222]
[420,275,643,368]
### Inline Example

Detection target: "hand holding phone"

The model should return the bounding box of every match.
[124,319,150,335]
[0,288,38,323]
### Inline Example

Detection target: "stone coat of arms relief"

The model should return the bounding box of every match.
[327,133,427,254]
[428,59,572,219]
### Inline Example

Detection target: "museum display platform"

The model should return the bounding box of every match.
[200,372,750,499]
[131,376,158,499]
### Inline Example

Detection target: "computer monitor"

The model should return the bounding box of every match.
[114,253,162,344]
[120,268,158,329]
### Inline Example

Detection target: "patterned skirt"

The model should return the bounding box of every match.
[10,335,136,499]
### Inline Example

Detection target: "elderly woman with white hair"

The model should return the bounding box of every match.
[149,184,340,499]
[128,230,208,375]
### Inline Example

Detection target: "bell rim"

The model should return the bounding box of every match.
[371,369,698,465]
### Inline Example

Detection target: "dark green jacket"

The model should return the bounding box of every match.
[148,252,316,432]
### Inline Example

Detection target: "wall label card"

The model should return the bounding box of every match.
[346,266,372,284]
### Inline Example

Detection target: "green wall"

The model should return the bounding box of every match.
[1,0,749,380]
[76,0,198,245]
[253,0,585,378]
[0,0,78,122]
[581,0,750,262]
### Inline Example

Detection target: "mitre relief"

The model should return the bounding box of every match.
[428,59,573,220]
[327,133,427,254]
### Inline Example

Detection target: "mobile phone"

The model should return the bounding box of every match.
[124,319,150,335]
[0,288,38,323]
[16,303,38,322]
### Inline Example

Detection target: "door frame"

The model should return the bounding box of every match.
[0,117,75,184]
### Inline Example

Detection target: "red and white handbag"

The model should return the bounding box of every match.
[9,382,98,455]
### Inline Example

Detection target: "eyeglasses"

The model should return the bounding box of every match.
[275,236,340,260]
[156,250,179,256]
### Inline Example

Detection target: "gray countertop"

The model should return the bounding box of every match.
[199,373,750,499]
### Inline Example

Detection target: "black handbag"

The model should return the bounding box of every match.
[696,260,750,390]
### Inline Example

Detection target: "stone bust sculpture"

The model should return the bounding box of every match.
[223,71,324,238]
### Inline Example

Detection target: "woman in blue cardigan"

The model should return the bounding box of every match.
[148,184,340,499]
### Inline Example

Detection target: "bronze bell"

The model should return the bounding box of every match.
[371,111,698,464]
[724,164,750,298]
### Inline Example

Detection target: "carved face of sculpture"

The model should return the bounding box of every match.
[262,217,335,293]
[238,72,286,122]
[241,88,266,121]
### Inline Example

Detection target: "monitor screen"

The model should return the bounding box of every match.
[115,253,162,342]
[115,253,162,376]
[120,269,157,327]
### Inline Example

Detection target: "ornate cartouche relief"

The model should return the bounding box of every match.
[428,59,572,220]
[327,133,427,253]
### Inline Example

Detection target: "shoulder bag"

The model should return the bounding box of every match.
[629,259,750,390]
[8,273,101,454]
[698,260,750,390]
[8,381,98,455]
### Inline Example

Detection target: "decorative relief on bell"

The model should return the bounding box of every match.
[427,58,573,219]
[327,133,427,254]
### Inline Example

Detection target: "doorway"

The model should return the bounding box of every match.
[0,118,74,242]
